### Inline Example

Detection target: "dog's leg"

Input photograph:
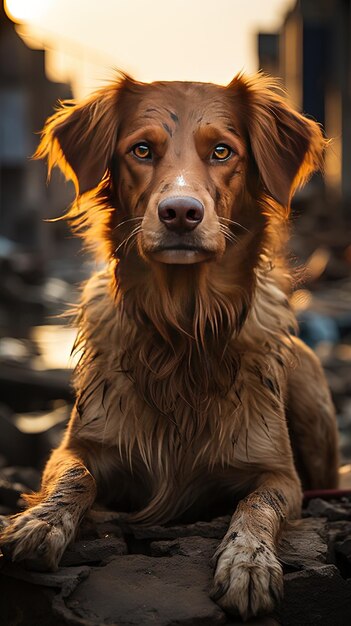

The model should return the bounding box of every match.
[211,471,301,620]
[0,445,96,570]
[286,336,339,489]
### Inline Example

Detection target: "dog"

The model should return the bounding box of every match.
[0,72,339,620]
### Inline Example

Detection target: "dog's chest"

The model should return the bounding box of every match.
[74,359,285,475]
[75,271,290,477]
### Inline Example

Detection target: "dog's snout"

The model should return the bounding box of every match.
[158,196,204,233]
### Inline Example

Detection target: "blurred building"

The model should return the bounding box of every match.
[258,0,351,218]
[0,2,75,264]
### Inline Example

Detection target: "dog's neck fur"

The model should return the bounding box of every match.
[111,226,279,421]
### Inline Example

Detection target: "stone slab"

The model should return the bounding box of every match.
[60,537,128,566]
[280,564,351,626]
[63,554,226,626]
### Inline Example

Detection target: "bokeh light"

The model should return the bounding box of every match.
[4,0,53,23]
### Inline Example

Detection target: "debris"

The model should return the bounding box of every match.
[1,495,351,625]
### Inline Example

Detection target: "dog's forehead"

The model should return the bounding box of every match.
[120,80,239,128]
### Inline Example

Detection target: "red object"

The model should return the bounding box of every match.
[303,489,351,503]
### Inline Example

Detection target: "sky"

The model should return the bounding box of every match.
[5,0,294,96]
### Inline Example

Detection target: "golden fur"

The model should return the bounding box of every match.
[0,72,338,619]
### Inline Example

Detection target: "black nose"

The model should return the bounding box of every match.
[158,196,204,233]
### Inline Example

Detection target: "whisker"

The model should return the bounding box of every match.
[219,217,250,233]
[223,234,237,245]
[222,234,238,246]
[113,217,143,232]
[125,228,142,256]
[220,224,239,245]
[114,225,142,256]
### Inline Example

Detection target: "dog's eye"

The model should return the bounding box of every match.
[132,143,152,160]
[211,145,232,161]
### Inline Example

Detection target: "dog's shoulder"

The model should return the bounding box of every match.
[81,268,113,316]
[74,266,134,380]
[239,259,296,351]
[79,267,122,339]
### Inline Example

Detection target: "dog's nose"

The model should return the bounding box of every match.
[158,196,204,233]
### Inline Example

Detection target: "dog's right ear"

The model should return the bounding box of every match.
[35,85,120,196]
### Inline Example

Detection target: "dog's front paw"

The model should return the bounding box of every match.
[0,505,75,571]
[211,531,283,620]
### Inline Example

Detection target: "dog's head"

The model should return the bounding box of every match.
[37,73,325,266]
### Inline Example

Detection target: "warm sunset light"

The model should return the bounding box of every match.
[4,0,53,22]
[3,0,294,96]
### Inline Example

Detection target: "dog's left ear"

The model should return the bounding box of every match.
[36,85,121,196]
[229,74,326,208]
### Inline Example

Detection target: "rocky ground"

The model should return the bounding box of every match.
[1,467,351,626]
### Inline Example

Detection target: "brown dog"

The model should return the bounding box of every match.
[0,73,338,619]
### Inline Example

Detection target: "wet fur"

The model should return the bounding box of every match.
[0,72,338,619]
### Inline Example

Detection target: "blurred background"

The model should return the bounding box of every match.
[0,0,350,501]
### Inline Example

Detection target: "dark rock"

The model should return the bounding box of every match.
[334,537,351,578]
[150,536,218,559]
[60,537,128,566]
[0,560,90,594]
[226,615,282,626]
[335,538,351,563]
[304,497,351,521]
[278,518,328,570]
[61,554,226,626]
[79,510,124,539]
[327,519,351,539]
[325,520,351,564]
[0,477,29,509]
[279,565,351,626]
[0,561,91,626]
[128,515,231,540]
[0,466,40,491]
[327,520,351,547]
[0,577,57,626]
[82,510,230,540]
